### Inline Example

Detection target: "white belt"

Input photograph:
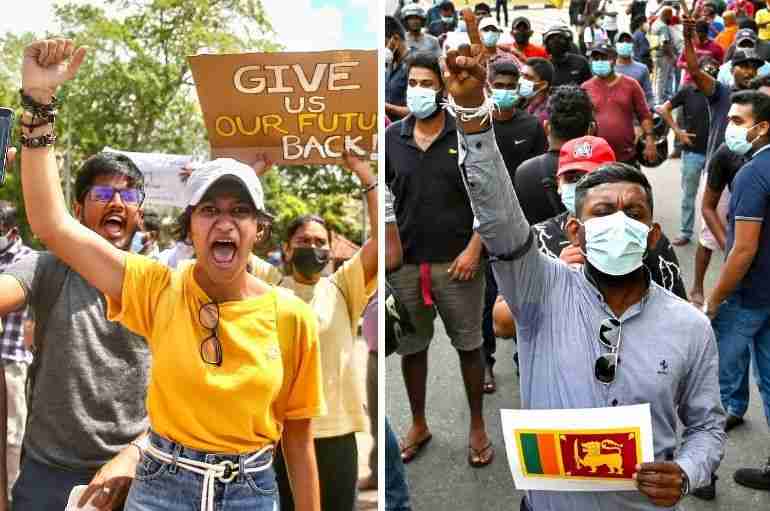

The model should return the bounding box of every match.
[146,443,274,511]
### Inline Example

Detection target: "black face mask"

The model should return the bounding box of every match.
[292,247,330,278]
[514,32,530,45]
[547,38,569,59]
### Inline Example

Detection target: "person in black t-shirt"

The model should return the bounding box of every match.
[514,85,593,225]
[657,57,715,246]
[480,61,547,393]
[543,25,592,86]
[490,62,547,183]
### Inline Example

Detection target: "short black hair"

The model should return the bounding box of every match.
[0,201,19,230]
[386,15,405,40]
[526,57,554,86]
[548,85,594,141]
[286,214,332,246]
[490,61,520,81]
[74,152,144,205]
[631,15,646,33]
[730,89,770,124]
[406,51,444,88]
[474,2,491,13]
[739,18,758,32]
[575,163,654,218]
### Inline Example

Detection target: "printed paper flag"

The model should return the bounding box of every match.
[501,404,654,491]
[516,429,640,480]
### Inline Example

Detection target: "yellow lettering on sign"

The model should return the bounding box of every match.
[215,116,237,137]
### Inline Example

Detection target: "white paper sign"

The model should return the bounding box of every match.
[500,404,654,491]
[103,147,194,208]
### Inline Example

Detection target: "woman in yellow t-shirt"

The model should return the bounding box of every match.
[18,39,325,511]
[272,154,378,511]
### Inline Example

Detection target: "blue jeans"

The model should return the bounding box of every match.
[385,419,412,511]
[680,151,706,239]
[12,455,99,510]
[712,296,770,423]
[124,432,277,511]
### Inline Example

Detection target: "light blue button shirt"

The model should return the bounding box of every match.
[457,125,726,510]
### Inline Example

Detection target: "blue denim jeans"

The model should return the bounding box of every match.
[385,419,412,511]
[124,432,277,511]
[712,296,770,423]
[12,455,98,510]
[680,151,706,239]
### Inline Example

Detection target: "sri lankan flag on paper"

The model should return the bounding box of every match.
[515,428,641,480]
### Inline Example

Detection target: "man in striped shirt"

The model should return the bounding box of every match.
[0,201,35,498]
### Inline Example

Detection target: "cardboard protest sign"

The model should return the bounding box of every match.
[103,147,193,208]
[501,404,654,491]
[188,50,377,165]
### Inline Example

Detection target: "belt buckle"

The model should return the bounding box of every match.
[219,460,237,483]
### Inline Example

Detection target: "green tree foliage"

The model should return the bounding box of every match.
[0,0,368,249]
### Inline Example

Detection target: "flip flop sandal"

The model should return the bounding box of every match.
[468,442,494,468]
[400,433,432,464]
[483,374,497,394]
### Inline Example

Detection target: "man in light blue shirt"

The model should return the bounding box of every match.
[442,15,725,509]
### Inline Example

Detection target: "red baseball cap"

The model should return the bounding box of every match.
[557,136,616,177]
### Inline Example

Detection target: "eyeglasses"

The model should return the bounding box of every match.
[595,317,622,385]
[199,302,222,366]
[88,186,144,205]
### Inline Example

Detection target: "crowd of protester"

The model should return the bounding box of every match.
[386,1,770,509]
[0,36,378,511]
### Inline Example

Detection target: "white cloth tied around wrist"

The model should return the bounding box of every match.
[145,442,274,511]
[442,90,497,126]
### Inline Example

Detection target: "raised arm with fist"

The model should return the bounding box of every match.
[21,39,86,104]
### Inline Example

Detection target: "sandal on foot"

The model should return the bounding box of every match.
[468,442,494,467]
[400,433,432,463]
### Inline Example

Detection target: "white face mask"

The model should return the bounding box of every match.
[0,232,13,253]
[385,47,394,66]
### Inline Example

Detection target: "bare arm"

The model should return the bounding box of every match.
[281,419,320,511]
[683,17,716,96]
[708,220,760,308]
[0,276,27,317]
[657,100,696,146]
[385,103,410,119]
[342,153,377,286]
[386,222,403,271]
[20,40,126,304]
[701,186,727,250]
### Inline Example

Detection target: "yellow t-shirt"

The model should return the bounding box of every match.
[107,254,325,453]
[279,251,376,438]
[757,9,770,40]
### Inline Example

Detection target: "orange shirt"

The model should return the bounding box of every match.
[715,26,738,51]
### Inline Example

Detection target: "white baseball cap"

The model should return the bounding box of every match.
[183,158,268,215]
[478,17,500,32]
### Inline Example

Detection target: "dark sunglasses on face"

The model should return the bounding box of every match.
[595,317,622,385]
[88,185,144,205]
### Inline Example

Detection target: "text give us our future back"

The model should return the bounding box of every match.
[189,50,378,165]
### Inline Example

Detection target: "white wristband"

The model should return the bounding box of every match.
[442,90,497,126]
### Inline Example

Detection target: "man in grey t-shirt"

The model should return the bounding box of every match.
[401,3,442,59]
[0,152,150,511]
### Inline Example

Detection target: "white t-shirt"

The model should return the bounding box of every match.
[600,0,619,31]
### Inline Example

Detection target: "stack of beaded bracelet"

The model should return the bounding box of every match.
[19,89,57,148]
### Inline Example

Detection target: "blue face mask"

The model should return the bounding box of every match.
[456,19,467,32]
[616,42,633,57]
[725,121,761,155]
[559,182,578,216]
[518,78,537,98]
[441,15,454,24]
[591,60,613,77]
[582,211,650,276]
[407,85,439,119]
[482,31,501,47]
[491,88,518,109]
